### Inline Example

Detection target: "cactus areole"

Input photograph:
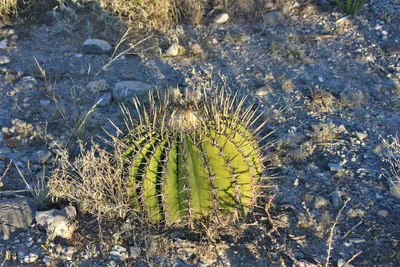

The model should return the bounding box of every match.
[123,90,265,225]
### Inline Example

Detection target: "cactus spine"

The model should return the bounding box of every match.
[124,89,266,225]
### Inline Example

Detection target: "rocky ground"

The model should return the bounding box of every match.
[1,0,400,266]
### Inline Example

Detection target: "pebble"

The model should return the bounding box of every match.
[0,55,10,65]
[240,35,251,42]
[337,259,354,267]
[256,86,273,96]
[355,132,368,141]
[378,209,389,217]
[348,238,366,244]
[346,208,365,218]
[165,44,183,57]
[40,99,51,106]
[87,79,109,93]
[340,88,365,107]
[393,204,400,213]
[14,76,37,92]
[6,137,18,148]
[318,76,324,83]
[330,191,343,209]
[83,39,112,54]
[95,93,112,107]
[75,53,83,58]
[0,39,6,49]
[213,13,229,24]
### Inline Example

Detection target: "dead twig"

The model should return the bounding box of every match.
[341,220,363,240]
[325,198,351,267]
[0,160,13,187]
[339,251,363,267]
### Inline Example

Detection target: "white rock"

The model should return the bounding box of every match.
[213,13,229,24]
[0,55,10,65]
[0,39,7,49]
[165,44,182,57]
[35,209,76,240]
[390,184,400,199]
[256,86,273,96]
[40,99,51,106]
[318,76,324,83]
[83,39,112,54]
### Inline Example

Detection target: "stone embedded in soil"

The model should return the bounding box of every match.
[328,163,343,172]
[355,132,368,141]
[0,146,12,156]
[340,88,365,107]
[165,44,183,57]
[0,198,35,241]
[0,39,7,49]
[95,93,112,107]
[30,149,52,164]
[86,79,109,93]
[213,13,229,24]
[256,86,273,96]
[14,76,37,92]
[0,55,10,65]
[263,9,282,25]
[83,39,112,54]
[6,137,18,148]
[378,209,389,217]
[35,207,77,240]
[112,80,153,104]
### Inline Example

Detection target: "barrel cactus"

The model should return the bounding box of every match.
[123,89,267,225]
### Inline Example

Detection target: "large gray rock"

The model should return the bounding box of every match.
[83,39,112,54]
[35,205,77,240]
[112,81,153,104]
[0,198,35,241]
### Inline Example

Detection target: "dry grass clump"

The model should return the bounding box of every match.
[48,142,131,221]
[380,135,400,197]
[0,0,59,21]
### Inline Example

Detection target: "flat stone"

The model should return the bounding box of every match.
[213,13,229,24]
[86,79,109,93]
[83,39,112,54]
[378,209,389,217]
[14,76,37,92]
[30,149,52,164]
[95,93,112,107]
[112,80,153,104]
[263,9,282,25]
[0,198,35,241]
[0,146,12,155]
[340,88,365,107]
[0,55,10,65]
[355,132,368,141]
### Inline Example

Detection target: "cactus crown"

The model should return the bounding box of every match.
[122,88,267,226]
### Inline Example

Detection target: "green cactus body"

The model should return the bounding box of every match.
[125,92,265,225]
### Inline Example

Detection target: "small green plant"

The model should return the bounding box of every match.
[124,89,268,226]
[335,0,366,16]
